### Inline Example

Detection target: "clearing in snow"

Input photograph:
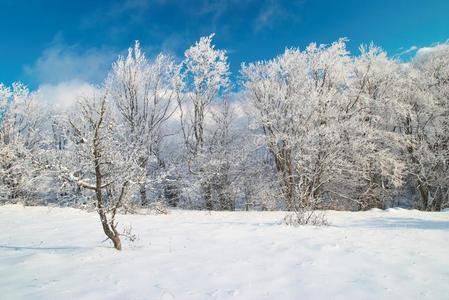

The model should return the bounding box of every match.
[1,205,449,299]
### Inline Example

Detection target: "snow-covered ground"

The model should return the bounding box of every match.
[1,205,449,300]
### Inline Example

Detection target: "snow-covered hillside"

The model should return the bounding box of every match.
[1,205,449,300]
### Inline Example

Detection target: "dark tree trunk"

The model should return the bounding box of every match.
[140,184,148,206]
[417,182,429,210]
[203,182,213,210]
[98,209,122,251]
[92,100,122,251]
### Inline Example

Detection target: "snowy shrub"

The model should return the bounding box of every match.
[283,209,328,226]
[146,200,170,215]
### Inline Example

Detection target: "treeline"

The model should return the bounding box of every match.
[1,36,448,216]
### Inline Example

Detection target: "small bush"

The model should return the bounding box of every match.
[283,209,328,226]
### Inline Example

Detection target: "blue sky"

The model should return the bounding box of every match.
[0,0,448,88]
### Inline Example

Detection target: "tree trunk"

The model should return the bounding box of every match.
[98,211,122,251]
[110,233,122,251]
[92,101,122,251]
[417,181,429,210]
[140,183,148,206]
[203,182,213,210]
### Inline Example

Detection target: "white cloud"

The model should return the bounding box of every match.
[33,80,99,111]
[24,42,118,85]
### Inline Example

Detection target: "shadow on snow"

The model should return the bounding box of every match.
[348,217,449,230]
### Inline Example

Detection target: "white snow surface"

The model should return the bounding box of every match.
[1,205,449,300]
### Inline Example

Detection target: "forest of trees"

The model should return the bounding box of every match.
[1,35,448,248]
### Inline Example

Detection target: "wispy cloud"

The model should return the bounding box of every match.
[394,45,418,58]
[253,0,304,32]
[22,0,307,88]
[24,37,119,85]
[181,0,305,33]
[78,0,153,33]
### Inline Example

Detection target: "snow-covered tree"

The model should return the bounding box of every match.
[242,40,408,218]
[178,34,230,209]
[106,41,181,206]
[344,45,405,209]
[3,37,449,215]
[180,34,229,155]
[56,89,143,250]
[242,40,353,213]
[398,44,449,210]
[0,83,46,204]
[199,99,248,210]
